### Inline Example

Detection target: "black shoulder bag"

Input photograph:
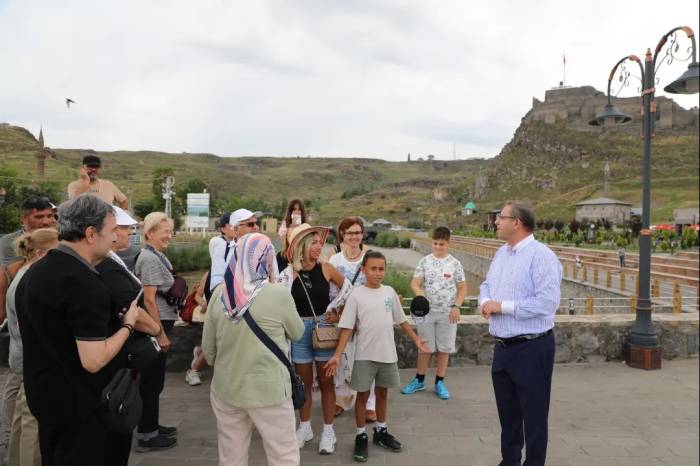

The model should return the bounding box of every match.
[242,311,306,410]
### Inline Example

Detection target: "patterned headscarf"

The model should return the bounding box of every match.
[222,233,276,321]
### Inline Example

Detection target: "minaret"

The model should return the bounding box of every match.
[36,127,48,176]
[603,162,611,197]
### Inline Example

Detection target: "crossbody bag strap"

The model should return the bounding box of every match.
[242,311,293,372]
[296,275,319,321]
[144,245,174,274]
[350,266,362,286]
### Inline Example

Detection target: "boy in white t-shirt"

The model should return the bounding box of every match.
[325,251,429,463]
[401,226,466,400]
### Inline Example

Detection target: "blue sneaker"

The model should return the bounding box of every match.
[400,378,425,395]
[434,380,450,400]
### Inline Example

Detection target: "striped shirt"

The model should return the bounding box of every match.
[478,234,562,338]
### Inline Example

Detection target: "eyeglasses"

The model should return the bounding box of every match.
[344,231,363,236]
[241,221,260,228]
[496,214,517,220]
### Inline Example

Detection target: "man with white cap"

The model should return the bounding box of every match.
[208,208,261,292]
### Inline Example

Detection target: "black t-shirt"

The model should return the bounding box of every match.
[16,246,123,426]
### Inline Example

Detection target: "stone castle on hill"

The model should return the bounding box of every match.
[524,85,699,132]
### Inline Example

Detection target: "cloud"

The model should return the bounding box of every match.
[0,0,697,160]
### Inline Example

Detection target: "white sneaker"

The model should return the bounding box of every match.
[185,369,202,386]
[318,429,336,455]
[295,425,313,448]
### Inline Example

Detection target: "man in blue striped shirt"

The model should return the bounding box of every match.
[479,201,562,466]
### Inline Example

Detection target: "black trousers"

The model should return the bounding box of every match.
[137,320,174,436]
[39,419,132,466]
[491,332,555,466]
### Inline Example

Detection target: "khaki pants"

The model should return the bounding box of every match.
[1,372,22,452]
[210,393,299,466]
[8,384,40,466]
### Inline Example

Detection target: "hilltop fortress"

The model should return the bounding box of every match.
[524,85,699,132]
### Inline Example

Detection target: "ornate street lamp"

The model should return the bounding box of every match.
[590,26,699,370]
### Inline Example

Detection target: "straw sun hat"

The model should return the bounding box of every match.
[285,223,329,262]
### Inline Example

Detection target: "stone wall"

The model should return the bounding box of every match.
[526,85,699,132]
[393,313,698,368]
[4,313,691,371]
[151,312,697,371]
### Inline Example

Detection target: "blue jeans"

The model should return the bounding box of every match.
[291,319,335,364]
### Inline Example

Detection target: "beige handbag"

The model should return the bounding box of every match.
[298,276,340,349]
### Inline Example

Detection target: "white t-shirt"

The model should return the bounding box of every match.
[339,285,407,363]
[209,235,232,291]
[328,251,366,286]
[413,254,465,313]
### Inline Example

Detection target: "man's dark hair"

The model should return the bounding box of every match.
[504,201,536,232]
[362,249,386,266]
[20,196,53,215]
[432,226,451,241]
[58,195,113,241]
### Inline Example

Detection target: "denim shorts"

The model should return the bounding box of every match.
[291,319,336,364]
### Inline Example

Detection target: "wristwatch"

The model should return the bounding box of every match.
[451,304,460,310]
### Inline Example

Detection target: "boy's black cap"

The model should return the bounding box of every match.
[410,296,430,317]
[82,155,101,167]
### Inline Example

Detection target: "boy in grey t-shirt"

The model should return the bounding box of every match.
[401,226,466,400]
[325,251,429,463]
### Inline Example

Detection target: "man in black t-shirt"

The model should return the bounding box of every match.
[16,195,145,466]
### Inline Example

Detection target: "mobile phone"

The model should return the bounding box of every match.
[134,288,144,306]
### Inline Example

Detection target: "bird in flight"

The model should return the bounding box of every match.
[65,98,76,108]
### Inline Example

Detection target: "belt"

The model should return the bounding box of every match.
[494,329,552,348]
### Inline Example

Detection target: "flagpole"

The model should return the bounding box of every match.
[563,51,566,86]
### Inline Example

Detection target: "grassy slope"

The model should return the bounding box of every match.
[0,125,486,224]
[454,122,699,223]
[1,120,697,224]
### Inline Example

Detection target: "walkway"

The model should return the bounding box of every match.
[119,359,698,465]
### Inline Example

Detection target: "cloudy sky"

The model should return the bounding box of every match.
[1,0,698,161]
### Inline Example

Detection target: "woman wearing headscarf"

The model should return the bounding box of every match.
[202,233,304,466]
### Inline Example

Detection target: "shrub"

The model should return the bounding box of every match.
[399,236,411,248]
[167,243,211,272]
[382,268,413,299]
[375,231,400,248]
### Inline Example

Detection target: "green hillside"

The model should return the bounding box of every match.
[455,121,699,223]
[1,118,697,227]
[0,124,487,225]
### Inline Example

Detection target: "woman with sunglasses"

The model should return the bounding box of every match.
[281,224,345,456]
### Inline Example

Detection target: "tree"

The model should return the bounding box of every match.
[569,218,581,234]
[543,219,554,231]
[553,220,565,233]
[629,215,642,238]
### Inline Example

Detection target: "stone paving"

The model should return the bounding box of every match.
[122,359,698,466]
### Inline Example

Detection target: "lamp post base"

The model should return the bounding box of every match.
[624,342,662,370]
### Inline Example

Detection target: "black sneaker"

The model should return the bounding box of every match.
[135,434,177,453]
[353,433,369,463]
[158,425,178,437]
[372,427,402,452]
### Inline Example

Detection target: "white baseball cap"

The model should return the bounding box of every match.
[230,208,262,226]
[113,206,138,226]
